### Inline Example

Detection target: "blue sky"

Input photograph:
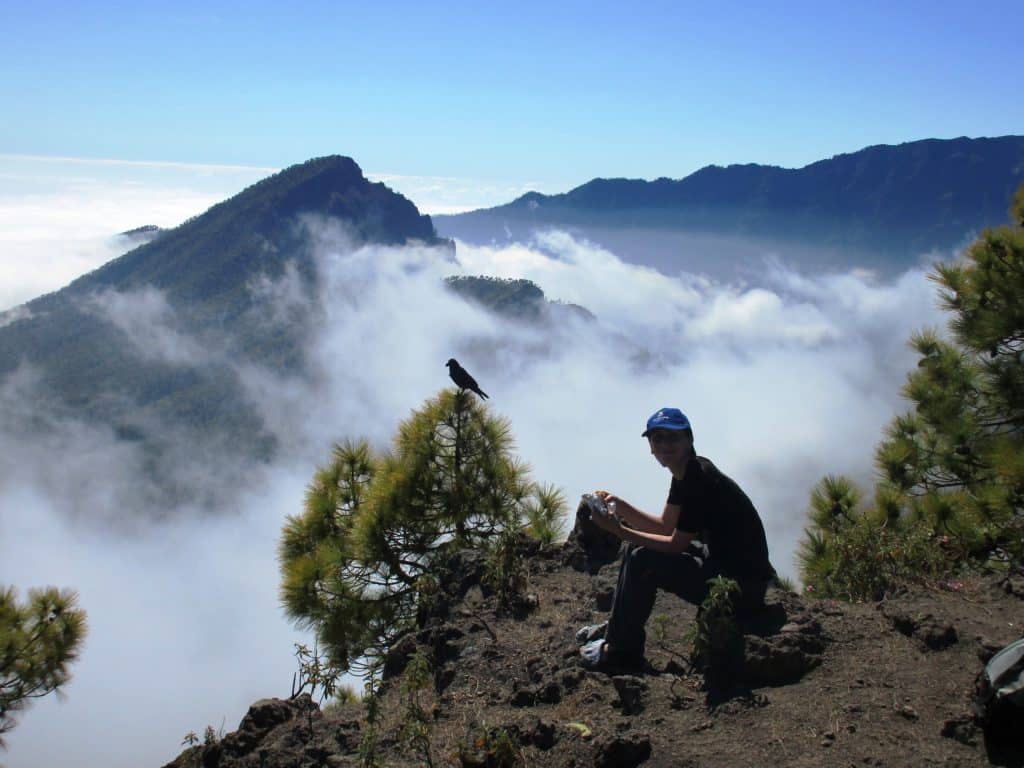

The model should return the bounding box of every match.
[3,0,1022,190]
[2,0,1023,304]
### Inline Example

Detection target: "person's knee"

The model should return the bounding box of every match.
[670,555,712,604]
[627,546,647,564]
[626,546,659,576]
[736,580,768,614]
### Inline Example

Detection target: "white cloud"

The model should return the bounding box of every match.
[88,287,214,367]
[0,219,951,768]
[0,237,127,312]
[0,155,268,311]
[686,287,837,344]
[453,230,704,340]
[0,305,32,328]
[367,172,557,215]
[0,156,562,312]
[0,463,315,768]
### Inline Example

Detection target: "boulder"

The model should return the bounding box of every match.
[564,499,623,573]
[595,733,652,768]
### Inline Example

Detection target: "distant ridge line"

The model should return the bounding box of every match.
[434,135,1024,264]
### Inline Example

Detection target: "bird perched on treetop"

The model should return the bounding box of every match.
[446,358,489,399]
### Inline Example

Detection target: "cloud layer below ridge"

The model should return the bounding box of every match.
[0,222,950,768]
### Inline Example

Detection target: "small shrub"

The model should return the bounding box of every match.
[483,529,528,611]
[798,475,954,601]
[332,685,361,706]
[400,651,434,767]
[290,641,344,704]
[484,727,521,767]
[358,673,382,768]
[463,722,522,767]
[523,483,567,545]
[773,574,797,593]
[685,576,743,691]
[651,612,670,646]
[823,519,949,601]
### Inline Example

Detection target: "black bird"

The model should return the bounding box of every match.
[446,358,489,399]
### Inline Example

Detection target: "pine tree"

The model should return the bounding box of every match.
[799,185,1024,598]
[1,586,87,746]
[278,389,565,674]
[880,184,1024,560]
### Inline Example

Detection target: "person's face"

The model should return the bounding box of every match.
[647,429,691,470]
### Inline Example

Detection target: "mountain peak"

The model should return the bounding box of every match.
[0,156,450,487]
[242,155,367,209]
[50,154,441,305]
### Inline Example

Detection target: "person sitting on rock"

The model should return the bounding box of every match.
[579,407,776,669]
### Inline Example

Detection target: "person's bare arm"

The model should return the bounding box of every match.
[590,509,693,554]
[596,491,679,536]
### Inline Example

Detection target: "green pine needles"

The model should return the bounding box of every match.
[278,388,566,675]
[797,475,950,601]
[1,586,87,746]
[798,184,1024,600]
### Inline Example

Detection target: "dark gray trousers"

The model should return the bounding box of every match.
[603,543,767,658]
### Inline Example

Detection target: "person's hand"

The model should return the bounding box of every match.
[594,490,622,508]
[591,506,624,537]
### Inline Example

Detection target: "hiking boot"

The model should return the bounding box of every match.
[575,621,608,645]
[579,638,644,670]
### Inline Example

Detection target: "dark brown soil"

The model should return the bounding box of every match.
[162,539,1024,768]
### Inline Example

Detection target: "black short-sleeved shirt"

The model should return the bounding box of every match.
[668,455,775,583]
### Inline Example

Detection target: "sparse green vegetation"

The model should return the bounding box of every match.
[399,650,435,767]
[290,641,345,704]
[444,276,546,320]
[797,476,951,600]
[327,685,361,707]
[523,483,568,546]
[773,574,797,593]
[483,529,529,612]
[799,184,1024,600]
[443,275,594,325]
[461,721,523,767]
[685,576,743,690]
[357,673,382,768]
[651,611,689,670]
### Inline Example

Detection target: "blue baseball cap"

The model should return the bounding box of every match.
[642,407,691,437]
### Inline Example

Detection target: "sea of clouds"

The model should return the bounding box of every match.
[0,192,952,766]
